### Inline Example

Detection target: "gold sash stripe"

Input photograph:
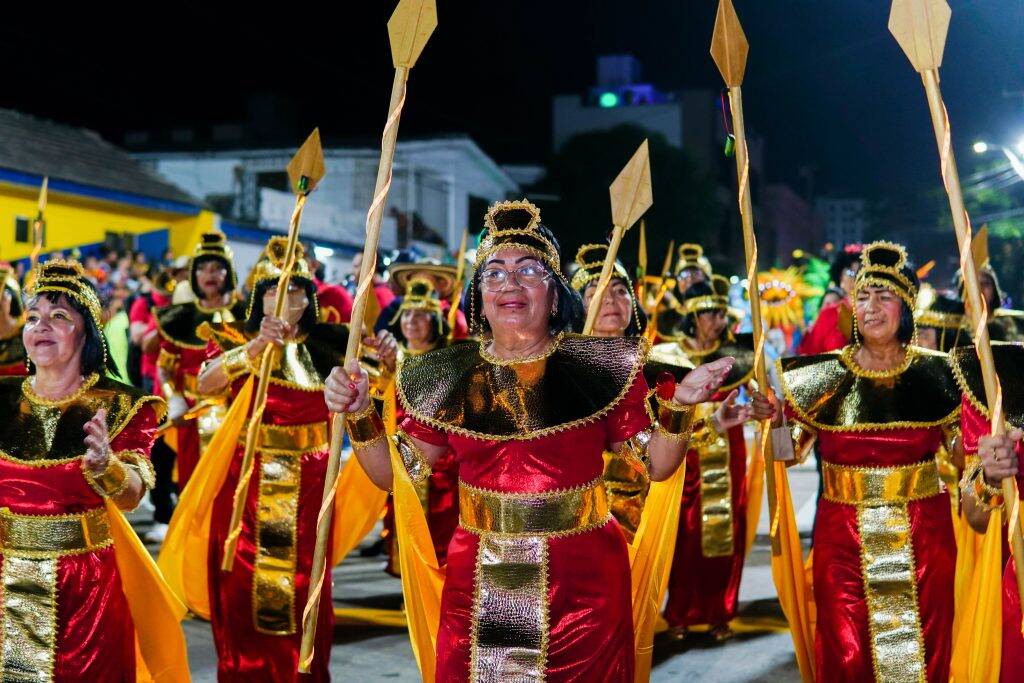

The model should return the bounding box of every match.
[822,460,936,682]
[251,421,326,636]
[461,480,610,681]
[0,507,115,681]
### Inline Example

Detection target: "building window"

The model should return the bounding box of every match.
[14,217,44,246]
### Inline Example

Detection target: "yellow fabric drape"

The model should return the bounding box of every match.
[330,389,394,567]
[745,431,765,557]
[157,376,255,618]
[950,509,1002,683]
[628,458,686,682]
[106,501,191,682]
[389,435,445,682]
[769,458,816,681]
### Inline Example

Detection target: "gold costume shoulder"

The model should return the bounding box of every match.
[646,342,694,385]
[950,342,1024,428]
[778,346,960,432]
[200,321,349,392]
[155,298,247,349]
[658,333,755,392]
[0,374,166,466]
[990,309,1024,342]
[397,333,649,441]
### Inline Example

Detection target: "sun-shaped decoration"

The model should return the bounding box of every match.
[757,267,822,330]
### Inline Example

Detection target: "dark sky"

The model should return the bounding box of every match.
[1,1,1021,202]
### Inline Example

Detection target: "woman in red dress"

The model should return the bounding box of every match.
[327,200,738,682]
[0,260,187,681]
[775,242,961,682]
[161,239,395,681]
[155,231,246,489]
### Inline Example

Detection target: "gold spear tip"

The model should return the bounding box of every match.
[711,0,749,88]
[609,139,653,231]
[389,0,438,69]
[287,128,326,195]
[888,0,951,73]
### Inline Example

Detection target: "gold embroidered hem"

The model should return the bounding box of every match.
[0,508,112,558]
[821,461,935,681]
[253,448,302,635]
[246,421,329,457]
[458,479,611,538]
[777,348,961,432]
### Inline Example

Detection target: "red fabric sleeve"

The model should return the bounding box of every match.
[110,402,161,458]
[128,298,152,325]
[961,395,1024,457]
[798,302,848,356]
[400,415,449,448]
[606,372,653,443]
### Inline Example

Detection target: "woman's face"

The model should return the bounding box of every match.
[917,326,938,350]
[980,272,999,311]
[401,309,435,348]
[677,268,707,296]
[196,259,228,299]
[695,309,727,343]
[479,248,555,339]
[262,282,309,326]
[839,262,860,295]
[854,285,903,345]
[23,294,86,372]
[582,278,632,337]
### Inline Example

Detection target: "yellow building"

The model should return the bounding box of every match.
[0,109,215,265]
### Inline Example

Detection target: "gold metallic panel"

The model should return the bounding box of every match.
[470,534,548,682]
[1,556,57,681]
[698,434,734,558]
[603,432,651,543]
[395,431,432,485]
[252,451,302,635]
[821,461,940,505]
[857,503,927,682]
[778,349,960,432]
[650,335,756,393]
[459,479,610,537]
[248,421,328,456]
[196,402,228,457]
[0,508,111,558]
[397,335,647,441]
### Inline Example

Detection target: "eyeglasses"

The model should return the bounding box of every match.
[479,265,551,291]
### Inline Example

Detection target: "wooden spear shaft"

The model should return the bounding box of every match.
[221,194,308,572]
[583,225,626,335]
[727,86,780,556]
[298,65,410,671]
[920,68,1024,602]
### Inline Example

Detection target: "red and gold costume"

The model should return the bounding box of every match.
[399,334,655,681]
[155,232,245,488]
[660,331,755,631]
[797,298,854,355]
[951,342,1024,681]
[1,260,188,682]
[0,266,27,377]
[159,240,344,682]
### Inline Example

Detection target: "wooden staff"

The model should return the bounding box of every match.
[25,177,48,289]
[889,0,1024,612]
[582,140,652,335]
[710,0,780,554]
[221,129,326,572]
[446,227,468,342]
[642,239,675,342]
[636,219,648,303]
[298,0,438,670]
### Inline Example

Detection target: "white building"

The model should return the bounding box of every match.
[134,136,519,278]
[816,197,867,248]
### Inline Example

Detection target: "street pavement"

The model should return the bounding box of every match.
[138,455,820,682]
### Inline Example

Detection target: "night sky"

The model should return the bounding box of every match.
[1,1,1021,204]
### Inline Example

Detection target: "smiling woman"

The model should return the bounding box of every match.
[0,259,188,681]
[326,199,739,682]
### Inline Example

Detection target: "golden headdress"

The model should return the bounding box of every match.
[675,243,713,278]
[854,241,918,308]
[0,264,23,317]
[388,276,446,337]
[25,259,104,329]
[191,230,238,294]
[682,274,732,315]
[475,200,560,273]
[245,237,317,320]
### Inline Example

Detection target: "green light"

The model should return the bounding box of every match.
[599,92,620,108]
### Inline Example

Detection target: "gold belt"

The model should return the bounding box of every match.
[245,421,329,456]
[459,478,610,537]
[0,507,112,558]
[821,460,940,505]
